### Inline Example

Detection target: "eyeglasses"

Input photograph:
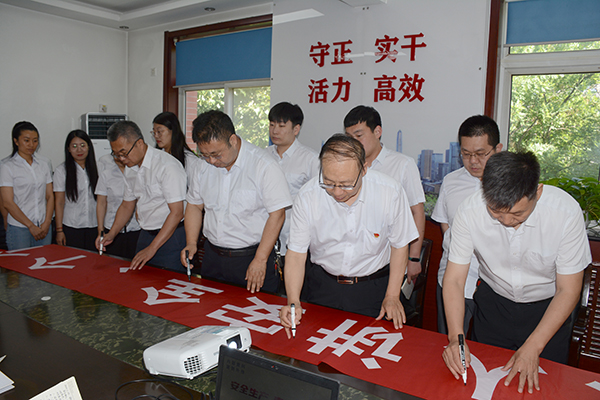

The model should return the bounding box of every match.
[319,166,363,191]
[460,147,495,161]
[111,138,140,160]
[70,143,88,150]
[199,151,224,161]
[150,129,169,137]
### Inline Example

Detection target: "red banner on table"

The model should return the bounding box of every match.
[1,245,599,400]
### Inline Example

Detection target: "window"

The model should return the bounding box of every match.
[181,80,271,149]
[495,1,600,180]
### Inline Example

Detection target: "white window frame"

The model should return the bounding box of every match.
[178,78,271,123]
[494,2,600,145]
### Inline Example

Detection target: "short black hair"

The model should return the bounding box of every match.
[319,134,365,172]
[107,120,144,143]
[482,151,540,211]
[192,110,235,145]
[268,102,303,127]
[343,105,382,133]
[458,115,500,147]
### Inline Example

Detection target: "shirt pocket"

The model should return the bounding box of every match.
[230,189,260,214]
[525,251,557,280]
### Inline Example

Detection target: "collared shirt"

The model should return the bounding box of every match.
[123,146,186,231]
[449,185,591,303]
[53,162,97,229]
[431,167,481,298]
[95,154,140,232]
[288,169,419,277]
[371,144,425,207]
[267,139,319,254]
[187,139,292,249]
[184,149,202,187]
[0,153,53,228]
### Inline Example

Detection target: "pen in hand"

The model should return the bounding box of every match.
[99,232,104,256]
[459,334,467,385]
[185,250,191,281]
[291,303,296,338]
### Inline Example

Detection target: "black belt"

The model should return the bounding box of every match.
[321,264,390,284]
[209,242,259,257]
[144,221,184,236]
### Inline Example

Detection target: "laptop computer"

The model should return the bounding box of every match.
[215,346,339,400]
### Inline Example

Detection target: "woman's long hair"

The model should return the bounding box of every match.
[64,130,98,202]
[152,111,192,168]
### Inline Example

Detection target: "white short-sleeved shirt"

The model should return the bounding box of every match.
[184,150,201,186]
[371,145,425,207]
[187,139,293,249]
[431,167,481,298]
[53,162,97,229]
[288,169,419,277]
[95,154,140,232]
[266,139,319,255]
[123,146,186,231]
[0,153,53,228]
[449,185,591,303]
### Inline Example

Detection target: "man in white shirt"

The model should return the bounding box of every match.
[98,121,186,272]
[344,106,425,284]
[431,115,502,335]
[182,110,292,294]
[95,153,141,259]
[442,151,591,394]
[266,102,319,257]
[279,134,419,337]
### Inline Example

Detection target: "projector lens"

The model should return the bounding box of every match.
[226,334,242,349]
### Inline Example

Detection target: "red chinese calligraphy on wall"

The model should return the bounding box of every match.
[307,33,427,104]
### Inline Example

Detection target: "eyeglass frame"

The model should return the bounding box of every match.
[459,147,495,161]
[319,164,363,191]
[70,142,88,150]
[111,137,141,160]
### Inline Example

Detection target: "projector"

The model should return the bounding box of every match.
[143,326,252,379]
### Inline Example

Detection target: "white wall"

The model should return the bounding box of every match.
[0,4,127,168]
[271,0,490,160]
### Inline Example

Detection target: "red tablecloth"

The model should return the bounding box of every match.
[1,245,599,400]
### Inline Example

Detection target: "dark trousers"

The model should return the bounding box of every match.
[63,225,97,252]
[437,282,476,336]
[472,279,572,364]
[201,240,280,294]
[103,227,140,260]
[136,224,186,273]
[305,263,389,318]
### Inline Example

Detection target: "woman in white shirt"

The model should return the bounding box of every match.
[152,111,199,185]
[54,130,98,251]
[0,121,54,250]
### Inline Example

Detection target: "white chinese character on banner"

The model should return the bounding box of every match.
[306,319,403,369]
[142,279,223,305]
[469,353,547,400]
[28,255,87,270]
[207,296,284,335]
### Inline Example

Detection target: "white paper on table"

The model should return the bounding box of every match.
[0,370,14,395]
[29,376,82,400]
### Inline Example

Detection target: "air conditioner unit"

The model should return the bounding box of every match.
[82,113,127,160]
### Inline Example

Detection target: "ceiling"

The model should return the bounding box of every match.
[0,0,273,30]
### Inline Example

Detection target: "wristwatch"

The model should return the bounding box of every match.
[409,257,421,263]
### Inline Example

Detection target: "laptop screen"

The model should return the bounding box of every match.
[216,346,339,400]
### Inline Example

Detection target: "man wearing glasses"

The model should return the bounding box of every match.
[97,120,187,272]
[279,134,418,338]
[431,115,502,336]
[181,110,292,294]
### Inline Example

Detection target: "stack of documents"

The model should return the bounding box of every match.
[0,355,14,395]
